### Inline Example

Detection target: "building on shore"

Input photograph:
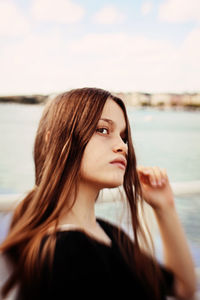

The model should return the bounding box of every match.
[181,93,200,108]
[113,91,200,108]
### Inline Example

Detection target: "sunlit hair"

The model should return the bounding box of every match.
[0,88,162,299]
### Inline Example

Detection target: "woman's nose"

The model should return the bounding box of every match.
[112,137,128,156]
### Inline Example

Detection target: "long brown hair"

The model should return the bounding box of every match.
[0,87,162,298]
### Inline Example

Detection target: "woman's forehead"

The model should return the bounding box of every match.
[100,98,127,131]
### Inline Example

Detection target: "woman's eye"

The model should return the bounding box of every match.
[122,137,128,144]
[96,128,109,135]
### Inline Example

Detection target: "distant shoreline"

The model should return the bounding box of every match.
[0,93,200,110]
[0,95,49,105]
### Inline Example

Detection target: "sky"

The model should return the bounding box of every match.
[0,0,200,95]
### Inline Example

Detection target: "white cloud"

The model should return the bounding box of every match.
[0,30,69,94]
[0,0,30,36]
[159,0,200,23]
[0,29,200,95]
[66,33,178,92]
[31,0,85,23]
[93,5,125,25]
[141,2,152,16]
[180,27,200,67]
[68,33,175,64]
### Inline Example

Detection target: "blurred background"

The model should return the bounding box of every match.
[0,0,200,296]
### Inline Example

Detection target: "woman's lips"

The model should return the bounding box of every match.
[110,161,126,170]
[110,158,127,170]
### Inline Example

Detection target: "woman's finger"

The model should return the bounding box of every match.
[138,166,157,187]
[138,166,168,188]
[152,166,164,186]
[160,167,168,184]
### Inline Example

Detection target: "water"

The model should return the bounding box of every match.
[128,107,200,182]
[0,103,200,269]
[0,104,200,193]
[0,103,42,194]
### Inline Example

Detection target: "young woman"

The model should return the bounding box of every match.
[0,88,196,299]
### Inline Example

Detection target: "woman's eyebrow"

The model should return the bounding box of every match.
[100,118,114,125]
[99,118,127,134]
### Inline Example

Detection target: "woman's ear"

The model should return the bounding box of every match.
[45,130,50,143]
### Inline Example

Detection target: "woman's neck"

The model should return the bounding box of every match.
[59,181,100,229]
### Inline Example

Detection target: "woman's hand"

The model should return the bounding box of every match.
[137,166,197,299]
[137,166,175,212]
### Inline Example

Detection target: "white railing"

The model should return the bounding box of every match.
[170,180,200,196]
[0,193,23,212]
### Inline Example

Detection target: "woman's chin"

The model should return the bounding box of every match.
[102,180,124,189]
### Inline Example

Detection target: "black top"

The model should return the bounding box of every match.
[17,218,174,300]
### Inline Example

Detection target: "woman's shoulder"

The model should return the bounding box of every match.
[45,228,97,254]
[41,218,133,260]
[40,220,119,280]
[40,229,104,280]
[43,219,115,254]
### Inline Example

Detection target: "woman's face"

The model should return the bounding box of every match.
[80,98,128,189]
